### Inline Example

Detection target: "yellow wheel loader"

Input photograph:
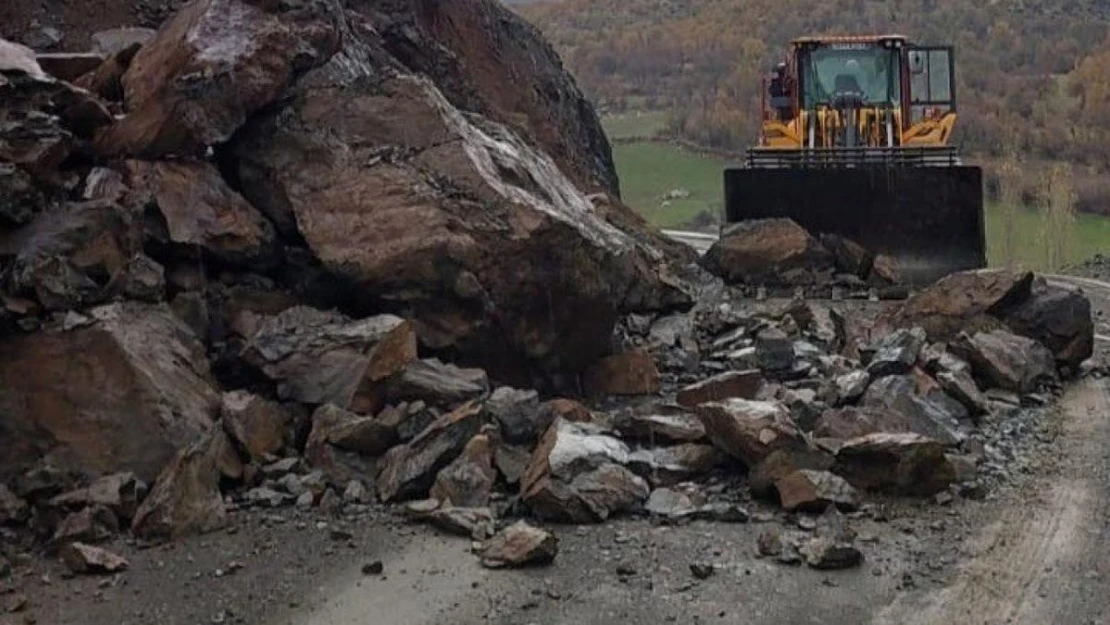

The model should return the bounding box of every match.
[724,35,985,284]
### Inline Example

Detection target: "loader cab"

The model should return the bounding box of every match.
[795,38,903,111]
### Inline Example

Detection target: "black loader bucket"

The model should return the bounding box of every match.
[723,164,985,285]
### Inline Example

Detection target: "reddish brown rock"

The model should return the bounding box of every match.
[383,359,489,407]
[582,350,661,397]
[614,408,706,444]
[73,43,140,102]
[59,542,129,575]
[131,429,232,541]
[885,269,1034,341]
[376,402,484,503]
[52,506,119,546]
[95,0,341,157]
[305,404,396,481]
[220,391,287,461]
[748,448,835,499]
[240,306,417,411]
[699,218,834,285]
[429,429,498,508]
[951,330,1059,394]
[833,432,956,495]
[478,521,558,569]
[695,399,806,468]
[49,473,147,522]
[775,469,861,512]
[626,444,728,486]
[0,303,219,484]
[123,160,278,268]
[35,53,104,81]
[676,370,764,407]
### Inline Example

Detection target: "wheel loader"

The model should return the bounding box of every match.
[724,34,985,284]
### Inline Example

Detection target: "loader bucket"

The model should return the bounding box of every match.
[723,165,985,285]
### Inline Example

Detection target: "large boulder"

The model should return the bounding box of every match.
[884,269,1033,341]
[94,0,342,157]
[240,306,417,412]
[0,303,219,483]
[951,330,1059,394]
[229,17,689,382]
[858,375,967,445]
[429,429,498,508]
[833,432,956,495]
[376,402,484,502]
[695,399,806,468]
[999,280,1093,371]
[699,218,834,285]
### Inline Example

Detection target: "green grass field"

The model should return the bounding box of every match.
[601,111,669,140]
[610,139,1110,271]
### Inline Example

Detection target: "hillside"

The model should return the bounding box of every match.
[518,0,1110,212]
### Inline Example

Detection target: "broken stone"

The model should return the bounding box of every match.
[775,470,861,513]
[676,370,764,407]
[59,542,129,575]
[95,0,342,157]
[35,53,104,81]
[306,403,396,470]
[859,375,966,445]
[833,432,955,495]
[221,391,287,461]
[644,487,697,519]
[493,444,532,486]
[756,327,795,372]
[865,327,926,377]
[478,521,557,569]
[748,448,835,499]
[342,480,369,505]
[613,408,706,444]
[52,506,119,546]
[241,306,417,411]
[384,359,490,407]
[951,330,1059,394]
[699,218,834,285]
[74,43,140,102]
[112,254,165,302]
[429,430,498,508]
[244,487,291,508]
[695,399,805,467]
[626,444,728,486]
[124,160,279,268]
[485,387,543,445]
[261,458,300,478]
[376,402,484,502]
[885,269,1033,341]
[130,429,232,541]
[820,233,872,278]
[832,371,870,404]
[801,536,863,570]
[0,303,220,484]
[756,528,783,557]
[583,350,661,396]
[404,500,495,540]
[91,28,157,56]
[0,485,30,525]
[1001,280,1093,371]
[936,369,990,417]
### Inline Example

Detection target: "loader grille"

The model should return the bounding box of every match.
[745,146,960,168]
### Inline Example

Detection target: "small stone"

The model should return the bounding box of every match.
[295,492,314,509]
[801,537,863,570]
[343,480,369,505]
[361,561,383,575]
[935,491,954,506]
[689,563,715,579]
[478,521,558,569]
[616,563,637,577]
[756,529,783,557]
[59,543,129,575]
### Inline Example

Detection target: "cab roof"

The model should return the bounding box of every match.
[791,34,908,46]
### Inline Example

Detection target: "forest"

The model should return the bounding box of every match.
[517,0,1110,213]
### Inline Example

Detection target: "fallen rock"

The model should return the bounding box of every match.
[627,444,728,486]
[583,350,661,396]
[376,402,484,502]
[478,521,558,569]
[820,233,872,278]
[35,52,105,82]
[951,330,1059,394]
[96,0,342,157]
[613,408,706,444]
[59,542,129,575]
[755,328,795,372]
[860,375,966,445]
[936,369,990,417]
[775,470,861,512]
[644,487,697,519]
[112,253,165,302]
[801,536,863,570]
[241,306,417,411]
[700,218,834,285]
[404,500,495,539]
[485,387,544,445]
[221,391,287,461]
[73,42,140,102]
[748,448,835,499]
[493,444,532,485]
[130,429,232,541]
[91,28,157,56]
[865,327,926,377]
[676,370,764,407]
[244,487,291,508]
[306,403,397,469]
[1000,280,1093,371]
[429,430,498,508]
[886,269,1033,341]
[832,370,871,404]
[695,399,806,468]
[52,506,119,545]
[343,480,370,504]
[384,359,489,407]
[0,485,29,525]
[0,303,219,484]
[124,160,279,268]
[833,432,955,495]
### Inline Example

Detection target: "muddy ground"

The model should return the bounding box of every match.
[3,274,1108,625]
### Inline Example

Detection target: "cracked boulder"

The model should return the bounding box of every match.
[429,429,498,508]
[700,218,834,285]
[951,330,1059,394]
[522,419,647,523]
[376,402,484,503]
[229,20,690,383]
[884,269,1033,341]
[0,303,219,484]
[220,391,287,462]
[240,306,417,412]
[95,0,342,157]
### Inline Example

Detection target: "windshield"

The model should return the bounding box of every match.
[801,46,900,108]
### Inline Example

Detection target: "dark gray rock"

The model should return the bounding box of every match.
[865,327,926,377]
[486,386,543,444]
